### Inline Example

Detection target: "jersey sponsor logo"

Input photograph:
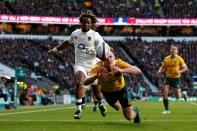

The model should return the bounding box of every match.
[77,44,95,55]
[173,60,177,64]
[77,43,89,52]
[74,36,78,39]
[88,36,91,41]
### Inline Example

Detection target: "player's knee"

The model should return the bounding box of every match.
[112,104,121,111]
[125,116,132,120]
[114,106,120,111]
[162,92,168,97]
[123,112,132,120]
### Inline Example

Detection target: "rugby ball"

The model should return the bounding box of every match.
[96,42,111,60]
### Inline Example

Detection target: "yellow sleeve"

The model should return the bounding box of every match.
[89,62,102,75]
[116,59,132,69]
[179,56,186,67]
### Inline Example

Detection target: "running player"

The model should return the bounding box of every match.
[48,11,106,119]
[157,45,187,114]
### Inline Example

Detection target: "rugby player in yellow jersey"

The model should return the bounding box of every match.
[84,48,142,123]
[157,45,187,114]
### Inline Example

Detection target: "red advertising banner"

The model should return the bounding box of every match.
[133,18,197,25]
[0,15,197,25]
[0,15,80,24]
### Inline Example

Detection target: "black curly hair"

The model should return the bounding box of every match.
[79,10,98,30]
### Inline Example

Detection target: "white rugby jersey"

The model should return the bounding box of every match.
[68,29,104,70]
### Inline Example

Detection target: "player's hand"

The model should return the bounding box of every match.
[48,49,54,55]
[175,70,181,75]
[112,67,122,77]
[97,67,107,77]
[157,70,162,76]
[86,49,96,56]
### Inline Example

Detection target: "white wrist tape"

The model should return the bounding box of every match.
[52,47,58,53]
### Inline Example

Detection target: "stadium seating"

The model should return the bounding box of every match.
[1,38,196,96]
[0,38,151,95]
[0,0,196,18]
[0,39,75,93]
[119,38,197,91]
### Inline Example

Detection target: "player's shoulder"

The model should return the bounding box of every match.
[71,29,81,35]
[164,55,171,60]
[115,59,129,65]
[176,55,183,59]
[88,29,98,35]
[116,58,123,63]
[176,55,185,61]
[96,61,103,66]
[91,61,103,72]
[165,55,171,59]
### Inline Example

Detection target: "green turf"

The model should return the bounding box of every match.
[0,101,197,131]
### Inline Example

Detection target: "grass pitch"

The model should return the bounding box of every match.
[0,101,197,131]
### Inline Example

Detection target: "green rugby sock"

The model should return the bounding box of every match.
[163,99,169,111]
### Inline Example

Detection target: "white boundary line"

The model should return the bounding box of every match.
[0,105,93,116]
[0,104,197,122]
[189,102,197,106]
[0,107,70,116]
[0,119,197,122]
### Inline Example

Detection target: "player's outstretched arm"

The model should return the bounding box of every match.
[113,66,141,75]
[84,74,98,85]
[48,40,70,54]
[125,66,141,75]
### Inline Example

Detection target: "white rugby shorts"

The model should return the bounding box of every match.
[73,65,97,88]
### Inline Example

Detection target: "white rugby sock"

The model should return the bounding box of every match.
[76,99,82,111]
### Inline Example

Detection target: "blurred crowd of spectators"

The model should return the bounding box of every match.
[0,38,150,96]
[0,38,196,96]
[118,38,197,91]
[0,39,75,93]
[161,0,196,18]
[0,0,196,18]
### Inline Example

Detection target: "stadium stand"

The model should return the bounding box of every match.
[0,39,75,93]
[119,38,197,91]
[0,0,196,18]
[0,0,196,105]
[0,38,152,95]
[0,38,196,96]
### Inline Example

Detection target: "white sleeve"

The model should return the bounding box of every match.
[95,32,104,48]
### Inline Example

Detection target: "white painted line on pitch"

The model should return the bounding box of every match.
[0,119,197,122]
[0,107,68,116]
[189,102,197,106]
[0,105,92,116]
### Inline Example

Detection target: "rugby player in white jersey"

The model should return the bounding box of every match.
[48,11,106,119]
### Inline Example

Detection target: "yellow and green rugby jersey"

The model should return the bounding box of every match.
[162,55,186,78]
[90,59,132,92]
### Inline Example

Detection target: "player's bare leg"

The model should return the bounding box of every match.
[92,84,107,116]
[92,95,98,112]
[112,101,121,111]
[173,88,187,101]
[74,71,86,119]
[81,90,87,109]
[123,106,136,120]
[162,85,171,114]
